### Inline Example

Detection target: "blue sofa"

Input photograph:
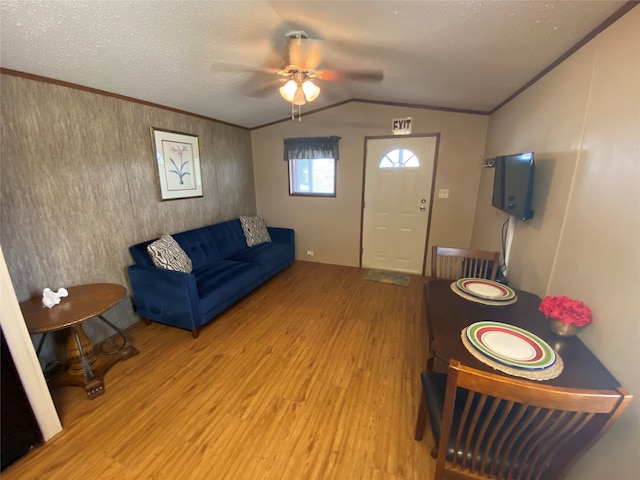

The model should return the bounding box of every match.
[128,218,294,338]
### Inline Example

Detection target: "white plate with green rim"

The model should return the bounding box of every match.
[456,278,516,301]
[466,321,556,370]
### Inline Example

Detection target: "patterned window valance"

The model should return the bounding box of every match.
[283,136,341,161]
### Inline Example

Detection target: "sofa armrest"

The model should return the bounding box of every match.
[127,265,201,332]
[268,227,295,245]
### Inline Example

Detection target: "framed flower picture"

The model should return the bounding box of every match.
[150,127,203,200]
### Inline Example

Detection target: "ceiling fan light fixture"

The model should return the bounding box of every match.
[279,80,298,102]
[301,80,320,102]
[293,86,307,106]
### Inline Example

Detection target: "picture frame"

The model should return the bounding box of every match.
[150,127,203,200]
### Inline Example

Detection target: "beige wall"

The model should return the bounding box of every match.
[251,102,488,272]
[0,74,256,365]
[471,7,640,479]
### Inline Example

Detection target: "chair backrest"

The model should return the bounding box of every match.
[431,246,500,280]
[436,360,632,480]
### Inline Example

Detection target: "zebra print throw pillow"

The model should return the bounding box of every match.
[239,215,272,247]
[147,234,192,273]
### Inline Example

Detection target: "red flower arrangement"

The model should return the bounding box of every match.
[539,296,593,327]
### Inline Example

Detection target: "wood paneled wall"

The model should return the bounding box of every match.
[0,74,256,365]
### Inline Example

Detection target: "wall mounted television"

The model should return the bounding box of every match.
[491,152,535,221]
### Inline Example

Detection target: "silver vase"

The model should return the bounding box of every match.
[550,318,580,337]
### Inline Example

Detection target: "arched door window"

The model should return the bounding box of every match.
[379,148,420,168]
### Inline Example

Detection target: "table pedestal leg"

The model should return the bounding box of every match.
[47,323,139,400]
[67,325,98,377]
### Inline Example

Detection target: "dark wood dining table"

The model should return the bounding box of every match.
[425,280,621,389]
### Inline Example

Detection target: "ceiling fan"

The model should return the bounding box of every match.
[245,31,384,119]
[277,31,383,105]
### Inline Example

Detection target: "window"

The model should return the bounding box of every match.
[284,136,340,197]
[289,158,335,195]
[379,148,420,168]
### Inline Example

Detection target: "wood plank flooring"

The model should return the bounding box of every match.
[4,261,436,479]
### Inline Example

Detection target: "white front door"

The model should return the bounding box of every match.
[361,136,437,274]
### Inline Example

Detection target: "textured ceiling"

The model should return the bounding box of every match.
[0,1,629,128]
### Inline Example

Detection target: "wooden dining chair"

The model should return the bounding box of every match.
[415,359,632,480]
[431,246,500,281]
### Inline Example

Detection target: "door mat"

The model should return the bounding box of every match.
[364,269,411,287]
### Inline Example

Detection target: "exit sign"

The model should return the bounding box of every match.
[392,117,412,135]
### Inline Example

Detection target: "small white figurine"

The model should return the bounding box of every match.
[42,287,69,308]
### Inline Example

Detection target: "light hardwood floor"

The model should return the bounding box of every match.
[4,261,435,479]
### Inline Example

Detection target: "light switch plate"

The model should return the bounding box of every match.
[438,189,450,199]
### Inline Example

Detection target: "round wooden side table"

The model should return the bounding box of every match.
[20,283,139,399]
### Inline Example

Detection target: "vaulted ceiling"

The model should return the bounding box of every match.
[0,1,630,129]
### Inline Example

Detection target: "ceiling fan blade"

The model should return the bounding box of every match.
[288,38,323,70]
[211,61,280,75]
[316,69,384,83]
[244,78,285,98]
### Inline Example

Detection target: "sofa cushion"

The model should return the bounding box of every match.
[147,234,193,273]
[193,260,261,315]
[172,226,222,271]
[208,219,249,258]
[230,242,294,275]
[240,215,271,247]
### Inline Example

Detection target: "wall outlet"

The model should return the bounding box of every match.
[306,250,315,256]
[438,189,450,199]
